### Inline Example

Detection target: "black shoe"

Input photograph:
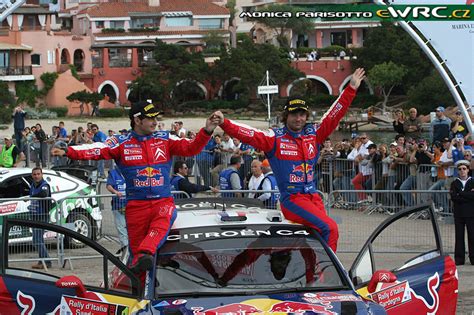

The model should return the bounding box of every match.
[455,261,465,266]
[130,253,153,274]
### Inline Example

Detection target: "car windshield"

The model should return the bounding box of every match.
[156,225,347,297]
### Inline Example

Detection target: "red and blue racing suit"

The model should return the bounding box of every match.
[66,129,211,263]
[220,86,357,251]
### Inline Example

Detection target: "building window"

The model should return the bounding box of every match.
[241,6,255,22]
[346,30,353,45]
[91,49,103,68]
[110,21,124,29]
[199,18,222,30]
[0,52,9,68]
[330,32,346,47]
[165,17,192,27]
[96,21,104,29]
[131,18,159,28]
[31,54,41,66]
[108,48,132,68]
[297,34,308,47]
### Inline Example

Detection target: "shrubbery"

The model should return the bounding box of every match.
[98,108,127,117]
[48,107,68,117]
[178,99,247,111]
[0,106,13,124]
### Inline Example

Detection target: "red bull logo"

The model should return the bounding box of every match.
[290,163,314,183]
[137,167,162,177]
[269,301,336,314]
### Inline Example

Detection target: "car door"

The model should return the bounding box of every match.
[0,217,153,314]
[349,203,458,314]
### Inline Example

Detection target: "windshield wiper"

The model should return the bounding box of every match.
[257,285,349,296]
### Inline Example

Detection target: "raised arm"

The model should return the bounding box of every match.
[315,68,365,143]
[169,113,219,156]
[51,137,120,161]
[215,112,275,153]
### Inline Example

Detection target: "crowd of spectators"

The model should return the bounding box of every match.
[5,107,474,212]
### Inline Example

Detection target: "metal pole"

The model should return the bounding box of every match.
[266,70,271,128]
[373,0,474,134]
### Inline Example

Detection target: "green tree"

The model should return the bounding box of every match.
[39,72,59,96]
[368,62,407,111]
[66,90,103,116]
[15,81,39,107]
[129,40,209,108]
[353,22,431,93]
[408,70,455,114]
[211,39,303,102]
[203,30,227,54]
[0,81,15,107]
[255,4,314,48]
[226,0,237,27]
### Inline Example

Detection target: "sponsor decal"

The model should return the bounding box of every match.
[124,149,142,155]
[369,273,441,313]
[133,177,164,187]
[124,144,140,148]
[167,228,309,241]
[17,291,35,315]
[0,202,18,215]
[269,301,335,314]
[307,143,315,155]
[59,295,129,315]
[275,128,284,135]
[125,155,142,161]
[195,303,262,315]
[281,150,298,156]
[238,128,254,137]
[105,137,118,147]
[86,148,101,156]
[172,299,187,305]
[153,145,167,162]
[303,292,361,303]
[371,281,411,309]
[289,164,314,183]
[280,143,298,150]
[328,103,343,119]
[136,167,162,177]
[155,131,168,138]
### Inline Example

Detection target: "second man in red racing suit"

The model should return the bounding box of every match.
[52,102,221,272]
[216,68,366,252]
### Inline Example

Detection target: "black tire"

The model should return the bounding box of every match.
[65,213,92,248]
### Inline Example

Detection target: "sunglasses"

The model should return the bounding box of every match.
[458,167,468,171]
[360,137,367,139]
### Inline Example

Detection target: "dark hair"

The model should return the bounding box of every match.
[395,134,405,141]
[32,167,43,173]
[91,124,99,130]
[174,160,186,174]
[230,155,241,165]
[367,143,377,150]
[280,110,309,125]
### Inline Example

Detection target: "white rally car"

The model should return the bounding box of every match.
[0,167,101,245]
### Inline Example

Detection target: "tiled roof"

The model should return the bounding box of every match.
[94,29,228,37]
[82,0,229,18]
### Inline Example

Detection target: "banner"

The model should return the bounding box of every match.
[391,0,474,107]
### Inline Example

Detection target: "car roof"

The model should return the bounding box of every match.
[172,198,297,230]
[0,167,85,184]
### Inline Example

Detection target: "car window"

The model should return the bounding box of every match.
[3,218,138,297]
[0,176,30,198]
[47,174,78,193]
[351,206,440,285]
[156,225,347,297]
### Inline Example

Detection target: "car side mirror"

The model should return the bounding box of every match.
[56,275,87,297]
[367,270,397,293]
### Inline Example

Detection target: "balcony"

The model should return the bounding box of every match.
[109,58,132,68]
[0,66,33,76]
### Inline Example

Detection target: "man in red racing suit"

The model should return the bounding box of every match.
[214,68,365,252]
[52,102,221,273]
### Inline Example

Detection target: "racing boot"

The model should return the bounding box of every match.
[130,252,154,274]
